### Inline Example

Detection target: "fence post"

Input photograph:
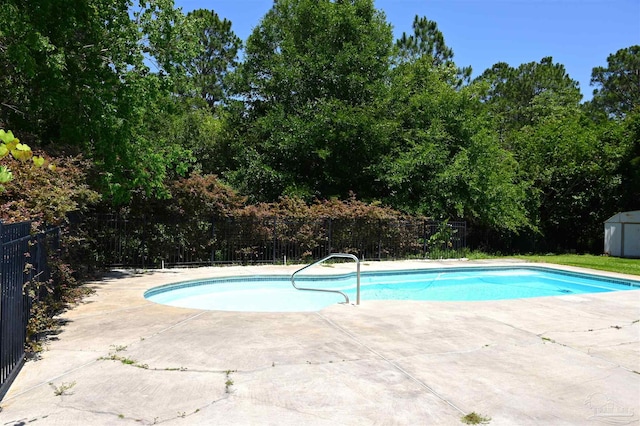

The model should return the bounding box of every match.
[141,214,146,269]
[0,219,3,277]
[378,219,382,261]
[0,220,4,367]
[462,221,467,252]
[422,220,428,258]
[327,218,332,256]
[210,216,216,265]
[272,217,277,264]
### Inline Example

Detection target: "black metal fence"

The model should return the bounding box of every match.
[90,215,466,267]
[0,221,59,400]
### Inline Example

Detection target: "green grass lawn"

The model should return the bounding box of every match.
[512,254,640,276]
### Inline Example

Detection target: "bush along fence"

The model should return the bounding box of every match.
[88,214,467,268]
[0,221,60,400]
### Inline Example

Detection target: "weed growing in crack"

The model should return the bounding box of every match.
[225,378,234,391]
[120,357,135,365]
[461,412,491,424]
[224,370,237,394]
[50,381,76,396]
[98,353,148,369]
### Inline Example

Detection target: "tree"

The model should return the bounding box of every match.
[396,16,453,65]
[470,57,630,252]
[584,46,640,244]
[616,110,640,211]
[184,9,242,109]
[395,15,471,87]
[0,0,200,203]
[474,57,582,133]
[509,108,629,251]
[472,52,635,252]
[381,58,529,233]
[590,45,640,118]
[0,0,139,142]
[228,0,394,201]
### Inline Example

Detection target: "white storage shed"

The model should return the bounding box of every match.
[604,211,640,258]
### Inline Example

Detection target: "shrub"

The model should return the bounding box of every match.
[1,127,100,353]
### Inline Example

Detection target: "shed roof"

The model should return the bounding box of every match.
[605,210,640,224]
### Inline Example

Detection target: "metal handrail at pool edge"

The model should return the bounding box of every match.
[290,253,361,305]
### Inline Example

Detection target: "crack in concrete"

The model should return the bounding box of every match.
[3,312,208,406]
[136,311,208,341]
[314,311,466,416]
[56,395,230,425]
[60,303,150,320]
[538,318,640,335]
[532,333,630,372]
[0,359,99,403]
[478,315,633,370]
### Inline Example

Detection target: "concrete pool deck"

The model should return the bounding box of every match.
[1,260,639,425]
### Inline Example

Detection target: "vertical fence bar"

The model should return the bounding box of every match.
[377,219,382,261]
[422,219,428,258]
[0,220,4,393]
[0,221,32,400]
[211,216,216,265]
[141,214,146,269]
[272,217,277,264]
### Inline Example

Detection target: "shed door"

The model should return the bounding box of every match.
[623,223,640,258]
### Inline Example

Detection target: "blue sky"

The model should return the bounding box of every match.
[175,0,640,100]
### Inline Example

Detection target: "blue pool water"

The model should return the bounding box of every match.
[144,267,640,312]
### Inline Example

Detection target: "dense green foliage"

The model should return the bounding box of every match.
[0,0,198,202]
[590,45,640,118]
[184,9,242,108]
[382,57,528,233]
[1,0,638,255]
[227,0,393,201]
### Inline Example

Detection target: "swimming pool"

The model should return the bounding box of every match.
[144,266,640,312]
